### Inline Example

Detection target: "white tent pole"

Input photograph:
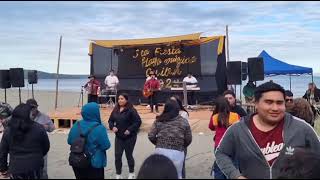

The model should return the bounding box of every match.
[289,74,292,91]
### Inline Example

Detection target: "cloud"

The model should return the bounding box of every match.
[0,1,319,74]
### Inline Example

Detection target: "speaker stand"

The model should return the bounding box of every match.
[77,86,84,108]
[240,84,242,105]
[18,87,21,104]
[4,88,7,103]
[32,84,34,99]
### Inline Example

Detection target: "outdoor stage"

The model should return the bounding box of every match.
[48,105,214,133]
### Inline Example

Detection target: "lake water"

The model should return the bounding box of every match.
[20,79,88,92]
[16,74,320,98]
[236,74,319,98]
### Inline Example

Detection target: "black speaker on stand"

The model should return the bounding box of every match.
[241,62,248,81]
[227,61,242,98]
[227,61,242,85]
[248,57,265,82]
[28,70,38,99]
[9,68,25,104]
[0,70,11,103]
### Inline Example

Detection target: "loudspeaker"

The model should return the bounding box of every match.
[241,62,248,81]
[113,49,119,56]
[227,61,242,85]
[0,70,11,89]
[248,57,264,81]
[28,70,38,84]
[9,68,25,87]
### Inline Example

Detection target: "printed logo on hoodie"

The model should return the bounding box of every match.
[260,141,284,162]
[250,118,285,165]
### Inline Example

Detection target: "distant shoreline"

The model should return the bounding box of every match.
[23,69,88,79]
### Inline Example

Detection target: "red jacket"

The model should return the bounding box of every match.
[85,79,100,95]
[144,78,160,91]
[209,112,240,148]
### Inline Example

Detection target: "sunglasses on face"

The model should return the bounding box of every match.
[285,99,293,102]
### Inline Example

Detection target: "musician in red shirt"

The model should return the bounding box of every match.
[144,72,161,113]
[84,75,101,103]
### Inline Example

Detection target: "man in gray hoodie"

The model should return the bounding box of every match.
[215,81,320,179]
[27,99,55,179]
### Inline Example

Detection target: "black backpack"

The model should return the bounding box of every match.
[69,122,99,168]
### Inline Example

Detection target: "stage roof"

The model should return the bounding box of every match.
[89,32,225,55]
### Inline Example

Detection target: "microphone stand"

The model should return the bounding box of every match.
[78,86,84,108]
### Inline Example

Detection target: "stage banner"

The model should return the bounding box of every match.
[117,44,201,80]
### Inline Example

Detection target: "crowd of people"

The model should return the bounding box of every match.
[0,100,51,179]
[0,81,320,179]
[215,81,320,179]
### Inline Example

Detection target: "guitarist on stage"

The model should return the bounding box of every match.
[144,72,161,113]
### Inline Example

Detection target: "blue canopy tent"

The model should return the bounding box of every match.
[258,50,313,91]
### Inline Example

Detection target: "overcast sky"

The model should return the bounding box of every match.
[1,1,319,74]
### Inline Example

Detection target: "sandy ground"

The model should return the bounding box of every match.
[0,89,83,113]
[1,89,215,134]
[47,132,215,179]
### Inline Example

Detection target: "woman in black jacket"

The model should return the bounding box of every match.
[303,82,320,103]
[0,103,50,179]
[108,93,142,179]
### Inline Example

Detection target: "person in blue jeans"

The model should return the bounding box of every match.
[212,153,239,179]
[68,102,111,179]
[208,97,240,179]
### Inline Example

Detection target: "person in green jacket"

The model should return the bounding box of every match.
[243,81,256,103]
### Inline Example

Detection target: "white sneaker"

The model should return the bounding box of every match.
[128,173,135,179]
[116,174,122,179]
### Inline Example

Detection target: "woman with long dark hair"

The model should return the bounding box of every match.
[170,95,189,178]
[108,93,142,179]
[209,96,240,179]
[0,104,50,179]
[291,98,315,127]
[148,99,192,179]
[170,96,189,121]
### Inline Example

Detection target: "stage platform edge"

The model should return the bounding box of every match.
[48,105,214,133]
